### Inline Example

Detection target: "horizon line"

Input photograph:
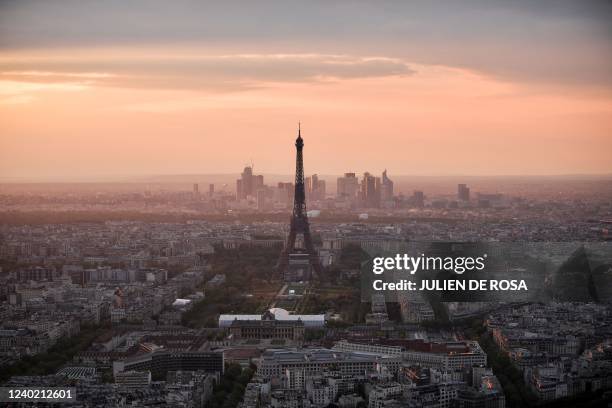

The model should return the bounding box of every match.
[2,172,612,184]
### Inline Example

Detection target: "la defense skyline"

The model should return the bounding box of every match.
[234,126,395,210]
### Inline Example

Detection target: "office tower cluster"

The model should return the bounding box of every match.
[234,158,327,212]
[275,182,294,207]
[305,174,326,201]
[236,166,265,200]
[336,169,394,208]
[235,166,273,210]
[232,166,397,212]
[194,183,215,199]
[336,173,359,199]
[226,147,499,214]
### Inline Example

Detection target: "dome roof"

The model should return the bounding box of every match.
[268,307,290,318]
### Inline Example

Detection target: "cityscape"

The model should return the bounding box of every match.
[1,127,611,407]
[2,1,612,407]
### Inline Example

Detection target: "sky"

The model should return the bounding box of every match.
[0,0,611,181]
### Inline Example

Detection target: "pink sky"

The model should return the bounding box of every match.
[1,3,611,180]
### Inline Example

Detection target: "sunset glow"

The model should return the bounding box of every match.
[1,2,611,180]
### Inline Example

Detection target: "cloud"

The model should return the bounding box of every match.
[0,53,415,92]
[0,77,90,105]
[1,70,115,79]
[0,94,36,105]
[0,79,90,94]
[0,1,610,88]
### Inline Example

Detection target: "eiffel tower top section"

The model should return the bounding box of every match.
[296,122,303,149]
[293,123,306,218]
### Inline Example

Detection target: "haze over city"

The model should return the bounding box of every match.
[3,3,612,408]
[1,1,612,181]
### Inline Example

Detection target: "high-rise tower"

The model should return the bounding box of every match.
[458,183,470,201]
[277,124,322,280]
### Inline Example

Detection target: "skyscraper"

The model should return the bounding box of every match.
[193,183,200,200]
[241,166,253,198]
[253,174,264,192]
[257,189,267,210]
[337,173,359,199]
[458,184,470,201]
[380,169,394,202]
[361,172,379,208]
[236,179,243,200]
[413,191,425,208]
[306,174,326,201]
[236,166,264,200]
[276,182,294,206]
[317,179,326,200]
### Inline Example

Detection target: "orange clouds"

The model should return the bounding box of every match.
[0,49,611,181]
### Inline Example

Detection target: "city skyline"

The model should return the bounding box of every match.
[1,3,612,408]
[4,170,612,184]
[1,1,612,180]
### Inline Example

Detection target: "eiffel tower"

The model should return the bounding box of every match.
[277,124,322,280]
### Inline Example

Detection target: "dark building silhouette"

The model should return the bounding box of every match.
[306,174,326,201]
[413,191,425,208]
[380,169,394,202]
[277,124,322,281]
[337,172,359,199]
[236,166,264,200]
[277,182,294,206]
[458,184,470,201]
[361,172,380,208]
